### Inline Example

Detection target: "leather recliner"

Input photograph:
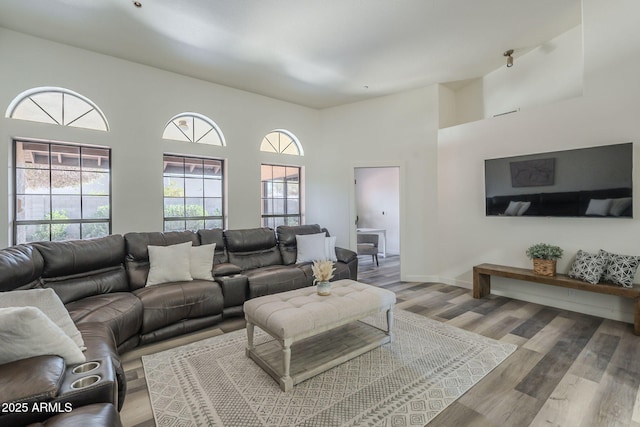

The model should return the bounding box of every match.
[0,224,357,426]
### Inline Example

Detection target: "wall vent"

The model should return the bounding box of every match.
[493,108,520,117]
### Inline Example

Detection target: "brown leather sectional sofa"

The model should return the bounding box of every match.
[0,224,357,426]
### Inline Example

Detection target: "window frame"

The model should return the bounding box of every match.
[162,112,226,146]
[6,86,109,131]
[260,129,304,156]
[260,163,303,228]
[163,153,226,232]
[12,138,112,244]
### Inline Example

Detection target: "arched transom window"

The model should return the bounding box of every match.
[6,87,109,131]
[162,112,225,146]
[260,129,303,156]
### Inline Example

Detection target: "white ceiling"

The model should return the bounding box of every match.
[0,0,581,109]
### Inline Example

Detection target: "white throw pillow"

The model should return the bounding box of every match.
[608,197,632,217]
[504,201,522,216]
[516,201,531,216]
[296,233,327,263]
[296,233,338,262]
[0,288,85,351]
[0,306,86,365]
[325,235,337,261]
[190,243,216,281]
[146,241,193,286]
[585,199,612,216]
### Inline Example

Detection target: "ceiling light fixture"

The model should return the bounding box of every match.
[133,1,142,8]
[504,49,514,68]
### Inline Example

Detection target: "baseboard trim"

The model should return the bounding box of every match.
[397,274,633,325]
[442,275,632,325]
[402,274,441,283]
[437,277,472,289]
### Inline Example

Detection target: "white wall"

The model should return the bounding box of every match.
[437,0,640,324]
[319,87,440,281]
[0,27,440,283]
[355,167,400,255]
[452,24,583,125]
[0,28,317,246]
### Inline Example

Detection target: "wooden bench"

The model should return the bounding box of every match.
[473,263,640,335]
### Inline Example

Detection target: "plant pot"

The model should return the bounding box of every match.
[533,258,556,276]
[316,281,331,296]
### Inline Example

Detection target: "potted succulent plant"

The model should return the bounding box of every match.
[526,243,564,276]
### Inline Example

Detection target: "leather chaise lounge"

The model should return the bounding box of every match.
[0,224,357,426]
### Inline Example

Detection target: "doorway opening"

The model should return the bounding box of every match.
[354,166,400,268]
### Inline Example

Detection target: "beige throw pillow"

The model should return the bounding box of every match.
[146,241,193,286]
[190,243,216,281]
[296,233,338,262]
[0,287,85,351]
[0,306,86,365]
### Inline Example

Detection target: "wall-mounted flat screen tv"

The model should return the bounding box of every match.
[485,143,633,218]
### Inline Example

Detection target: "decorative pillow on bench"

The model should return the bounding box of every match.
[601,250,640,288]
[568,249,608,284]
[568,249,640,287]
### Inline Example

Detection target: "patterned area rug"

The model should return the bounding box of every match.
[142,309,516,426]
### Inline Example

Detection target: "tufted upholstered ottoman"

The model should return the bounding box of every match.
[244,279,396,391]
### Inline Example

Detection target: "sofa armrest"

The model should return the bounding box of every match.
[216,274,248,308]
[213,262,243,277]
[335,247,357,264]
[0,355,64,405]
[76,322,125,411]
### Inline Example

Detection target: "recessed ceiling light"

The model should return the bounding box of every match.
[133,1,142,7]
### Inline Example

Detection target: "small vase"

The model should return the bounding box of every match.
[316,281,331,296]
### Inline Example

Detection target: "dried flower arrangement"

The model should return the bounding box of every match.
[311,260,335,283]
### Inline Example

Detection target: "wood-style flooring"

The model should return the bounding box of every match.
[120,255,640,426]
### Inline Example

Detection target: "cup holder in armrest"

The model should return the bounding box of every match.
[59,357,117,407]
[72,361,101,374]
[70,375,101,390]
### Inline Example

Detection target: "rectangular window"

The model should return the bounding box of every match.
[13,139,111,244]
[261,164,302,228]
[163,154,224,231]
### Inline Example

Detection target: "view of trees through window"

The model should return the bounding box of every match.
[14,140,111,244]
[163,154,224,231]
[261,164,301,228]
